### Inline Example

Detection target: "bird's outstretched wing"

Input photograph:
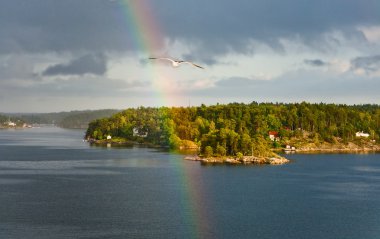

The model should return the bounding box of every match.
[179,61,205,69]
[149,57,176,64]
[190,62,204,69]
[149,57,204,69]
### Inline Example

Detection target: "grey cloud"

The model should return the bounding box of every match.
[304,59,328,67]
[0,73,155,112]
[0,1,133,54]
[0,75,149,99]
[216,77,259,88]
[188,70,380,104]
[42,54,107,76]
[0,55,35,79]
[182,53,219,66]
[350,55,380,73]
[1,0,379,60]
[153,0,380,60]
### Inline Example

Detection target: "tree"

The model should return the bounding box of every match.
[204,146,213,157]
[216,144,227,156]
[240,133,252,155]
[251,135,271,157]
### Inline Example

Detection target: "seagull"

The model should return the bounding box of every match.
[149,57,204,69]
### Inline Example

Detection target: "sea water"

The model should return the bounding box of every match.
[0,127,380,239]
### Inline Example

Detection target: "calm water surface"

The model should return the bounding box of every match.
[0,127,380,239]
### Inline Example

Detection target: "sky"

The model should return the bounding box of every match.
[1,0,380,112]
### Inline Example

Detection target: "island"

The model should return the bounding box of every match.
[84,102,380,165]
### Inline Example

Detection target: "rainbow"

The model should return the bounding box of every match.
[118,0,185,107]
[117,1,210,237]
[169,153,213,238]
[119,0,164,55]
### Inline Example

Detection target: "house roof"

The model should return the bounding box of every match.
[268,131,279,136]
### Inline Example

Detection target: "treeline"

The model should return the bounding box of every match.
[0,114,8,123]
[7,109,119,129]
[0,114,26,127]
[85,102,380,156]
[57,110,120,128]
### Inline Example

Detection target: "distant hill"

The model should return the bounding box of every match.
[57,110,120,129]
[4,109,120,129]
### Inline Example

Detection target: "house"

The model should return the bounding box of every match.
[356,131,370,138]
[7,121,16,127]
[106,135,112,140]
[284,145,296,152]
[268,131,280,141]
[133,127,148,137]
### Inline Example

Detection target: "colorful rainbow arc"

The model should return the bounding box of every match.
[118,0,167,107]
[117,1,212,237]
[119,0,164,55]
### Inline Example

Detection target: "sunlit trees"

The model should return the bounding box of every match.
[85,102,380,155]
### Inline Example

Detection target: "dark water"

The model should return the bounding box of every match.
[1,127,380,239]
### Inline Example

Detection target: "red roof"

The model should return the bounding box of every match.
[268,131,279,136]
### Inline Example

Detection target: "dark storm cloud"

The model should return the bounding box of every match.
[304,59,328,67]
[350,55,380,73]
[42,54,107,76]
[0,0,128,54]
[1,0,379,58]
[152,0,380,58]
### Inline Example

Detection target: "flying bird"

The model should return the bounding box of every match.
[149,57,204,69]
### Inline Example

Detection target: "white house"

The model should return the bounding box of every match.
[356,131,370,137]
[106,135,112,140]
[8,121,16,127]
[133,127,148,137]
[284,145,296,151]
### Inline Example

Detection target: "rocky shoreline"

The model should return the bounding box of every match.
[184,143,380,165]
[185,155,289,165]
[290,141,380,153]
[88,138,380,166]
[294,148,380,153]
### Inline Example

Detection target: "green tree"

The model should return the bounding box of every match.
[240,133,252,155]
[204,146,213,157]
[251,135,271,157]
[216,144,227,156]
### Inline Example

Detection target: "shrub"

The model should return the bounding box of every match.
[236,152,244,159]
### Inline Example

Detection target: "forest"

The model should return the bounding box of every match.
[0,114,26,128]
[85,102,380,157]
[0,114,8,123]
